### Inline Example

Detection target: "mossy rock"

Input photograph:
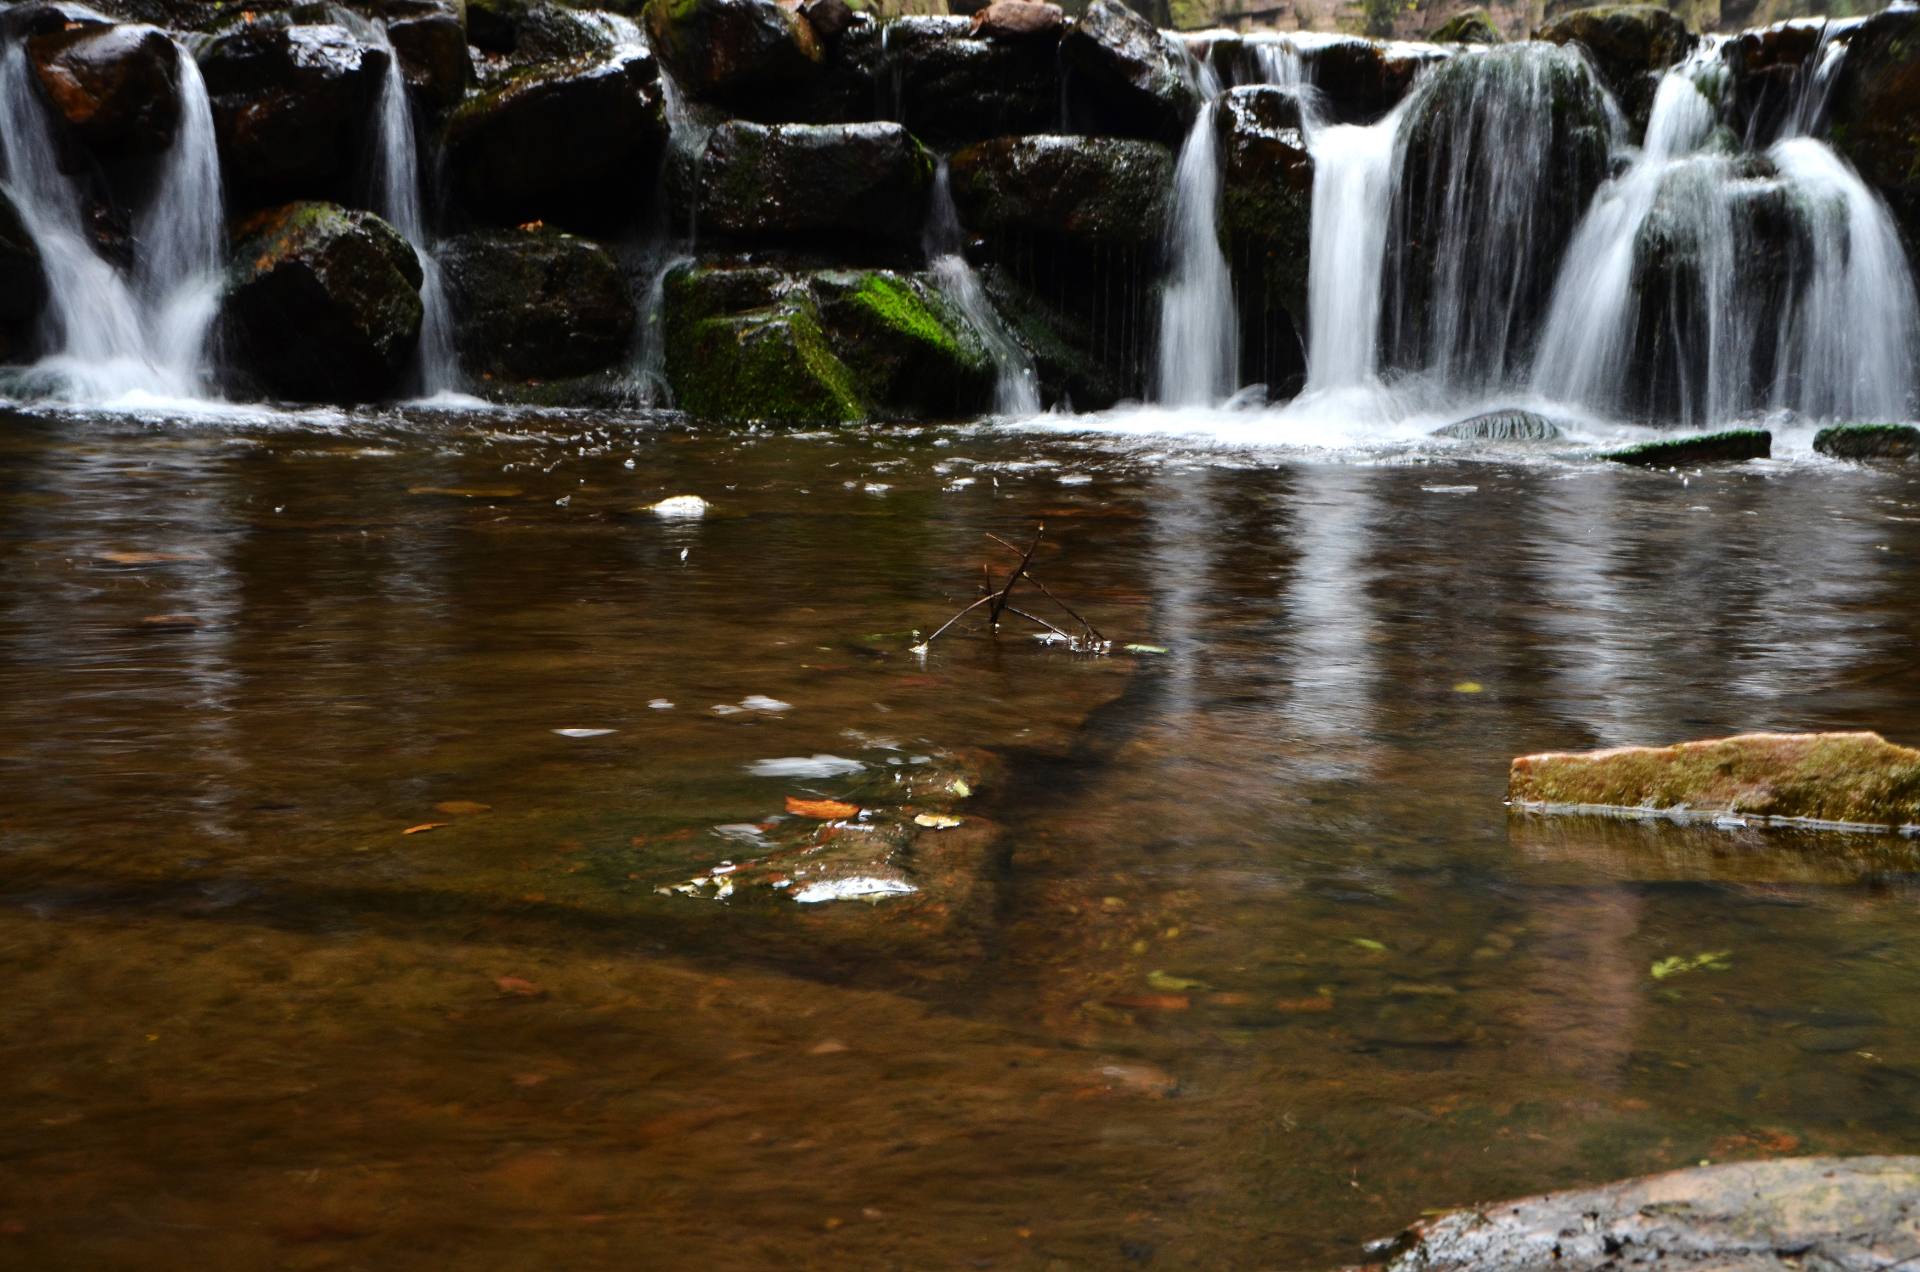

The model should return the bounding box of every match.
[814,270,995,419]
[977,264,1130,410]
[662,264,864,425]
[1510,733,1920,830]
[218,201,424,402]
[1812,422,1920,463]
[1431,7,1501,43]
[1602,428,1770,466]
[882,14,1060,145]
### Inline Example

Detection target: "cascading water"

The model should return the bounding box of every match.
[925,157,1040,416]
[366,21,459,397]
[1301,110,1400,394]
[627,66,708,405]
[0,39,225,401]
[1153,53,1236,406]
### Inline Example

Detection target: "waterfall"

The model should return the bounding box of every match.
[1153,55,1235,406]
[626,66,707,406]
[367,22,459,397]
[1302,111,1400,393]
[925,157,1040,416]
[0,39,224,401]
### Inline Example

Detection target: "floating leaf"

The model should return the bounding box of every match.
[1651,950,1731,980]
[1453,681,1484,694]
[552,727,616,738]
[1146,970,1208,993]
[949,778,972,798]
[1124,644,1170,655]
[1274,995,1335,1013]
[407,486,522,499]
[913,813,963,830]
[1350,937,1388,952]
[786,797,860,820]
[402,822,448,835]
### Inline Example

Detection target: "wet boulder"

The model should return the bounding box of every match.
[1059,0,1198,145]
[812,270,994,419]
[1434,409,1561,441]
[0,190,48,363]
[1829,8,1920,244]
[468,0,621,64]
[218,201,424,402]
[695,122,932,252]
[971,0,1064,40]
[1216,86,1311,394]
[1602,428,1772,466]
[1306,38,1441,126]
[947,134,1172,252]
[881,16,1060,147]
[1431,7,1502,43]
[1723,19,1824,144]
[380,0,470,113]
[1813,422,1920,462]
[197,21,390,210]
[1368,1156,1920,1270]
[437,227,634,385]
[662,264,864,424]
[978,264,1131,410]
[0,2,111,43]
[1536,4,1696,137]
[26,22,182,160]
[643,0,823,118]
[443,49,667,232]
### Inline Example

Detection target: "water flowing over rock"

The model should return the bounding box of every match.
[1060,0,1199,145]
[1155,54,1235,405]
[1433,408,1560,440]
[25,21,180,160]
[922,156,1039,415]
[1536,3,1698,139]
[382,0,470,113]
[1432,7,1502,43]
[1216,85,1311,395]
[443,47,667,232]
[1827,8,1920,251]
[694,120,932,251]
[1814,422,1920,461]
[1383,42,1615,391]
[813,269,996,418]
[197,20,389,210]
[438,227,634,389]
[947,134,1173,253]
[217,202,424,402]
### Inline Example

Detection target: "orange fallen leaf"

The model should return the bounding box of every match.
[402,822,448,835]
[495,976,543,996]
[434,800,491,816]
[786,796,860,819]
[96,550,199,565]
[1105,994,1190,1012]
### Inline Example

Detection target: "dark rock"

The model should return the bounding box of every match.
[1431,7,1502,43]
[1813,422,1920,462]
[0,2,112,43]
[802,0,853,42]
[643,0,823,119]
[26,22,181,160]
[1602,428,1772,466]
[1306,38,1442,126]
[881,15,1060,147]
[218,201,423,402]
[695,121,931,251]
[382,0,470,113]
[979,264,1134,410]
[443,49,667,232]
[947,134,1172,252]
[1829,8,1920,246]
[1435,409,1562,441]
[1217,86,1310,396]
[1724,19,1824,145]
[468,0,619,63]
[197,21,390,210]
[813,270,994,419]
[0,190,48,362]
[1367,1156,1920,1271]
[1059,0,1198,145]
[970,0,1064,40]
[1536,4,1696,139]
[662,263,864,424]
[438,228,635,384]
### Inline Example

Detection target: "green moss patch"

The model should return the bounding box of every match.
[1603,428,1770,466]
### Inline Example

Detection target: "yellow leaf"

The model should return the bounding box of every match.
[785,797,859,819]
[402,822,448,835]
[914,813,962,830]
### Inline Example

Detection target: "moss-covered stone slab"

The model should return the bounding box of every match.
[1366,1156,1920,1271]
[662,264,865,425]
[813,270,994,420]
[694,121,933,249]
[1509,732,1920,832]
[1814,422,1920,463]
[1602,427,1771,466]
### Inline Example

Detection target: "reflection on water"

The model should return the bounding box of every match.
[1,407,1918,1269]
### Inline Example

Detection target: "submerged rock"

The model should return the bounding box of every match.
[1059,0,1198,145]
[443,49,667,232]
[695,121,932,251]
[1813,422,1920,462]
[1366,1156,1920,1270]
[27,21,181,160]
[1434,409,1561,441]
[1508,732,1920,830]
[218,201,423,402]
[1431,7,1502,43]
[197,21,389,210]
[643,0,823,117]
[948,134,1173,251]
[438,228,634,385]
[1216,86,1311,395]
[1602,428,1771,466]
[881,16,1061,147]
[1536,4,1695,138]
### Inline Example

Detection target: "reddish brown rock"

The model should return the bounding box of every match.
[970,1,1064,41]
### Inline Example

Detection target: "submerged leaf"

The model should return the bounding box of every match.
[1146,970,1208,993]
[402,822,449,835]
[786,797,860,820]
[1350,937,1388,952]
[913,813,963,830]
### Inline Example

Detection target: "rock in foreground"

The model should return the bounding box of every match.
[1814,423,1920,463]
[1509,732,1920,831]
[1603,428,1771,466]
[1362,1156,1920,1271]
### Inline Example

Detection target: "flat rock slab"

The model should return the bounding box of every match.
[1509,732,1920,832]
[1603,429,1771,466]
[1358,1155,1920,1271]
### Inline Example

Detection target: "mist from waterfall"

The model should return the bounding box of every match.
[0,39,225,402]
[925,156,1041,416]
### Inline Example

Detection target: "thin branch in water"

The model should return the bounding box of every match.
[986,524,1043,630]
[985,531,1106,643]
[1003,605,1075,643]
[912,592,997,653]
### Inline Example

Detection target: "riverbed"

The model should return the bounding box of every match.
[2,403,1917,1269]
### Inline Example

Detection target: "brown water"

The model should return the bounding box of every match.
[2,405,1918,1270]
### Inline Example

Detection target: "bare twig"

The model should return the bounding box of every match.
[986,524,1043,630]
[1004,605,1075,643]
[914,592,995,651]
[985,531,1106,642]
